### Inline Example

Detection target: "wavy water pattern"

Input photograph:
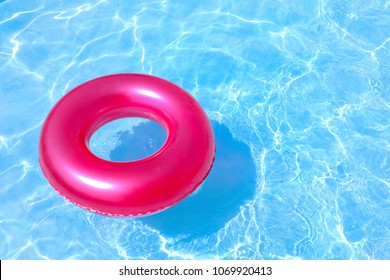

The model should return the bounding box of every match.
[0,0,389,259]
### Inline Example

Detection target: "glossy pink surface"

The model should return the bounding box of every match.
[39,74,215,216]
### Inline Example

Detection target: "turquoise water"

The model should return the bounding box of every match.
[1,0,389,259]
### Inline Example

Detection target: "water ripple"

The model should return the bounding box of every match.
[0,0,389,259]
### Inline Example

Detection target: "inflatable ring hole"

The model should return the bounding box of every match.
[89,117,167,162]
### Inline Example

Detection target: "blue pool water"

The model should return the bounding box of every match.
[0,0,389,259]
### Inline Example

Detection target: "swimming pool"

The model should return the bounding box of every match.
[0,0,389,259]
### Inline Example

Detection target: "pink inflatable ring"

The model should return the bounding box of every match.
[39,74,215,216]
